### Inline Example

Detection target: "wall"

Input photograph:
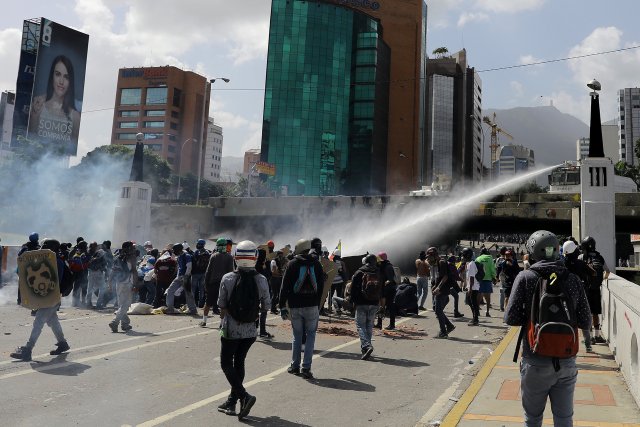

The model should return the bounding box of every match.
[150,204,214,248]
[600,274,640,408]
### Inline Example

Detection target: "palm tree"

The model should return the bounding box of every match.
[432,47,449,58]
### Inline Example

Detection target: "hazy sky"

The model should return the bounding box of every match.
[0,0,638,162]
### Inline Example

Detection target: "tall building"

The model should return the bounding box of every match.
[426,49,482,187]
[0,91,15,160]
[618,88,640,165]
[203,117,224,182]
[577,120,620,162]
[493,144,534,177]
[577,137,590,160]
[244,148,261,175]
[261,0,427,196]
[110,66,210,176]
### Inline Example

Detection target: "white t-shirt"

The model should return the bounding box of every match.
[466,261,479,291]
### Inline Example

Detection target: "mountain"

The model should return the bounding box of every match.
[483,106,589,168]
[219,156,244,182]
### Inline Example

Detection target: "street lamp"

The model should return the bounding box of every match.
[176,138,197,200]
[196,77,230,206]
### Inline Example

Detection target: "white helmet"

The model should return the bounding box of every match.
[235,240,258,269]
[562,240,578,256]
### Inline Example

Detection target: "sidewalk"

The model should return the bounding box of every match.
[442,327,640,427]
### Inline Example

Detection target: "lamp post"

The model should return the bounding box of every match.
[176,138,197,200]
[196,77,230,206]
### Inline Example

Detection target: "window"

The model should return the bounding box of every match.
[146,87,168,105]
[121,187,130,198]
[120,110,140,117]
[118,122,138,128]
[145,110,165,116]
[167,145,176,153]
[171,111,180,118]
[173,88,182,107]
[120,88,141,105]
[138,188,148,200]
[144,121,165,128]
[170,122,178,130]
[118,133,137,140]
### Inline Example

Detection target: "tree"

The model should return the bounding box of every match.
[614,138,640,191]
[432,47,449,58]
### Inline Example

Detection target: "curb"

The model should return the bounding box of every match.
[440,326,519,427]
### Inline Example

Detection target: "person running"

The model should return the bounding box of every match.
[475,247,497,317]
[427,247,456,338]
[578,236,610,345]
[216,240,270,420]
[415,250,430,311]
[108,241,138,333]
[351,254,382,359]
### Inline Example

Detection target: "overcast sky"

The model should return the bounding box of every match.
[1,0,638,162]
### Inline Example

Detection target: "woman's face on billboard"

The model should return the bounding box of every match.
[53,61,70,99]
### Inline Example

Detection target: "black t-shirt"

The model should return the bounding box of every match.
[564,257,592,289]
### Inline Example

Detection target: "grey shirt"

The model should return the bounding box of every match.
[218,270,270,339]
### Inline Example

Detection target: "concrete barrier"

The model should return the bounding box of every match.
[600,274,640,407]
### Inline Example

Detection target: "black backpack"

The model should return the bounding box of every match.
[474,261,485,282]
[227,270,260,323]
[193,250,211,274]
[584,253,605,289]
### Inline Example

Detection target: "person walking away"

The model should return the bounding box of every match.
[216,240,270,420]
[415,250,430,311]
[153,249,177,308]
[10,239,71,361]
[562,240,596,352]
[461,248,481,326]
[351,254,382,359]
[201,238,235,326]
[375,252,397,330]
[164,243,197,315]
[108,241,138,332]
[269,250,285,314]
[327,249,348,313]
[69,240,89,307]
[191,239,211,308]
[86,242,107,309]
[279,239,324,379]
[475,247,496,317]
[426,247,456,338]
[506,230,591,427]
[578,236,610,345]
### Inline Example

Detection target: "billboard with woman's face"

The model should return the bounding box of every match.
[27,18,89,156]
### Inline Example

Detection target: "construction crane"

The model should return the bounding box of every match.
[482,112,514,178]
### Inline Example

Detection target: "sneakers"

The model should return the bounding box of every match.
[163,307,176,315]
[300,368,314,379]
[121,324,133,332]
[259,331,273,339]
[10,346,32,361]
[217,398,236,415]
[238,393,256,420]
[50,341,70,355]
[384,325,395,330]
[585,345,594,353]
[108,321,118,333]
[198,321,207,327]
[454,312,464,318]
[418,306,426,311]
[435,332,449,339]
[361,346,374,360]
[594,336,607,344]
[468,319,479,326]
[287,365,300,375]
[446,324,456,334]
[270,309,279,315]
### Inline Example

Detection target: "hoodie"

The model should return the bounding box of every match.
[505,260,591,359]
[279,253,324,309]
[475,253,496,281]
[350,264,381,306]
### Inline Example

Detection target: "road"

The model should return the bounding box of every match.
[0,288,509,427]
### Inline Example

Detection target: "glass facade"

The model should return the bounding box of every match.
[429,74,455,184]
[261,0,390,196]
[120,88,141,105]
[146,87,168,105]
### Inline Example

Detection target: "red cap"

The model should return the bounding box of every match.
[267,240,275,248]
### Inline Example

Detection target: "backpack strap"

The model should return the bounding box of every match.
[513,270,540,363]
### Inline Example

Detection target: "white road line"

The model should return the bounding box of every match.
[135,315,415,427]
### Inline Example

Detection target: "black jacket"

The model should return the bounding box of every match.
[351,264,381,306]
[279,253,324,309]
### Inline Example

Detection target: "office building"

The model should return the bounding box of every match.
[426,49,482,187]
[618,88,640,165]
[576,120,620,162]
[577,137,590,160]
[110,66,210,176]
[244,149,260,175]
[493,144,534,177]
[203,117,224,181]
[0,91,15,160]
[261,0,427,196]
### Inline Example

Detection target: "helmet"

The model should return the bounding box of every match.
[183,241,190,250]
[76,237,85,244]
[580,236,596,252]
[77,240,88,250]
[235,240,258,269]
[310,237,322,253]
[196,239,206,249]
[461,247,474,261]
[500,246,508,255]
[122,241,134,250]
[480,247,489,255]
[147,257,156,265]
[143,241,153,248]
[29,232,39,243]
[267,240,275,248]
[172,243,184,253]
[377,252,388,261]
[363,254,378,266]
[526,230,559,262]
[562,240,578,256]
[295,239,311,255]
[216,238,227,246]
[41,238,60,252]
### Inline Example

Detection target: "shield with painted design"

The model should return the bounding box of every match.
[18,249,61,309]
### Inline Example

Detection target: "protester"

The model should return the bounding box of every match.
[269,249,285,315]
[375,252,397,330]
[86,241,107,309]
[109,241,138,333]
[69,239,89,307]
[415,250,430,311]
[201,238,235,326]
[153,249,177,309]
[475,247,497,317]
[351,254,382,359]
[191,239,211,308]
[327,249,348,314]
[461,248,480,326]
[578,236,610,345]
[427,247,456,338]
[164,243,197,315]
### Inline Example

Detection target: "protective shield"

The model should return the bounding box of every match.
[319,257,338,310]
[18,249,61,309]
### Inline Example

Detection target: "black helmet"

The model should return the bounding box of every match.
[172,243,184,253]
[29,232,39,243]
[499,246,508,255]
[480,247,489,255]
[310,237,322,253]
[41,238,60,252]
[526,230,559,262]
[461,247,474,261]
[580,236,596,252]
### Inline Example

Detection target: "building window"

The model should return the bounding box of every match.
[170,122,179,130]
[145,110,165,116]
[120,110,140,117]
[121,187,130,198]
[146,87,168,105]
[138,188,148,200]
[173,88,182,107]
[171,111,180,118]
[120,88,141,105]
[169,135,177,141]
[144,121,165,128]
[118,121,138,128]
[118,133,137,140]
[168,145,176,153]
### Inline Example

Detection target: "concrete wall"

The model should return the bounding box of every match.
[149,204,215,248]
[600,274,640,407]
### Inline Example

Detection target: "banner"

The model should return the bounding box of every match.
[256,161,276,176]
[18,249,61,309]
[26,18,89,156]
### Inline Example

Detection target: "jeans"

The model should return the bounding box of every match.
[290,306,319,370]
[469,290,480,321]
[87,270,106,307]
[191,273,205,307]
[27,304,65,349]
[332,296,353,313]
[355,305,378,351]
[166,275,197,312]
[220,337,256,400]
[328,282,344,309]
[451,288,460,313]
[434,294,453,334]
[520,356,578,427]
[113,282,132,328]
[138,280,156,305]
[416,277,429,307]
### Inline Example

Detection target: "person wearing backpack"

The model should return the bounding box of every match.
[201,238,235,326]
[216,240,270,420]
[191,239,211,308]
[279,239,325,379]
[578,236,610,345]
[505,230,591,427]
[351,254,382,360]
[475,247,496,317]
[10,238,71,361]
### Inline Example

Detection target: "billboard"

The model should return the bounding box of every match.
[26,18,89,156]
[256,161,276,176]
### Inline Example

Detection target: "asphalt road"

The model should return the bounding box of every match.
[0,287,509,427]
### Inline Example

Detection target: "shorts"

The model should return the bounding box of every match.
[504,286,513,298]
[587,287,602,315]
[205,280,222,307]
[479,280,493,294]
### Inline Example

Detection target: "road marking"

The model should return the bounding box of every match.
[463,414,640,427]
[439,326,519,427]
[135,315,416,427]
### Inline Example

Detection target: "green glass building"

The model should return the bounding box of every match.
[261,0,390,196]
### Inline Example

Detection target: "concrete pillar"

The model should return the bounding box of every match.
[579,157,615,269]
[112,181,152,246]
